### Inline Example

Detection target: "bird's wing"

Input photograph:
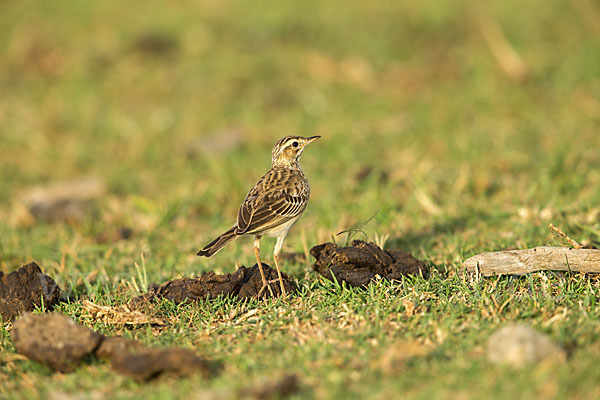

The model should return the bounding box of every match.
[236,168,309,235]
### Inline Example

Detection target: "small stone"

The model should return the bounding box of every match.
[487,323,566,368]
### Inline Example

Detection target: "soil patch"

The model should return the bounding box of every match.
[132,263,293,305]
[311,240,429,287]
[0,262,62,322]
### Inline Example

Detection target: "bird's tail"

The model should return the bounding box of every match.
[197,227,238,257]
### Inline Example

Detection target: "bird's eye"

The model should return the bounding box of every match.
[292,141,299,148]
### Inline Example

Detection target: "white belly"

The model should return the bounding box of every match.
[260,216,300,238]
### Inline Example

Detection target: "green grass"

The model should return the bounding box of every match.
[1,0,600,398]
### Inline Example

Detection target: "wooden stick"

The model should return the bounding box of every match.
[462,246,600,276]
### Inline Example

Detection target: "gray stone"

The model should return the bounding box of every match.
[487,323,565,368]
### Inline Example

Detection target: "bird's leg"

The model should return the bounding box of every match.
[254,236,273,297]
[273,235,287,296]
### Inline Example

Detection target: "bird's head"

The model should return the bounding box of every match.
[271,135,320,168]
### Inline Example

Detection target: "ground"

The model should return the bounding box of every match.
[1,0,600,398]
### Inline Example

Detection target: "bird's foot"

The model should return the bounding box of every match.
[267,278,287,297]
[257,280,275,298]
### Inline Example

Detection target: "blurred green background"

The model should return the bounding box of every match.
[1,0,600,397]
[1,1,599,250]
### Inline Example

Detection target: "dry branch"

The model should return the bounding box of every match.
[462,246,600,276]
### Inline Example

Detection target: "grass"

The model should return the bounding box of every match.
[1,0,600,398]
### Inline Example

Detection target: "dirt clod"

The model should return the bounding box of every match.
[13,177,106,225]
[94,336,147,360]
[11,313,103,372]
[0,262,62,322]
[97,336,212,380]
[243,374,300,399]
[96,227,133,244]
[132,263,293,305]
[11,312,212,380]
[311,240,428,287]
[131,32,179,57]
[110,346,212,381]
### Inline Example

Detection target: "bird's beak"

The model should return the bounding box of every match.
[305,135,321,144]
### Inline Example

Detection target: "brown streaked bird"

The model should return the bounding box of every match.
[197,135,320,296]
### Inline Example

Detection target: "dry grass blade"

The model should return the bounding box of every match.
[476,13,528,82]
[81,300,165,326]
[549,223,583,249]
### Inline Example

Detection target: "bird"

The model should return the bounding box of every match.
[197,135,320,296]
